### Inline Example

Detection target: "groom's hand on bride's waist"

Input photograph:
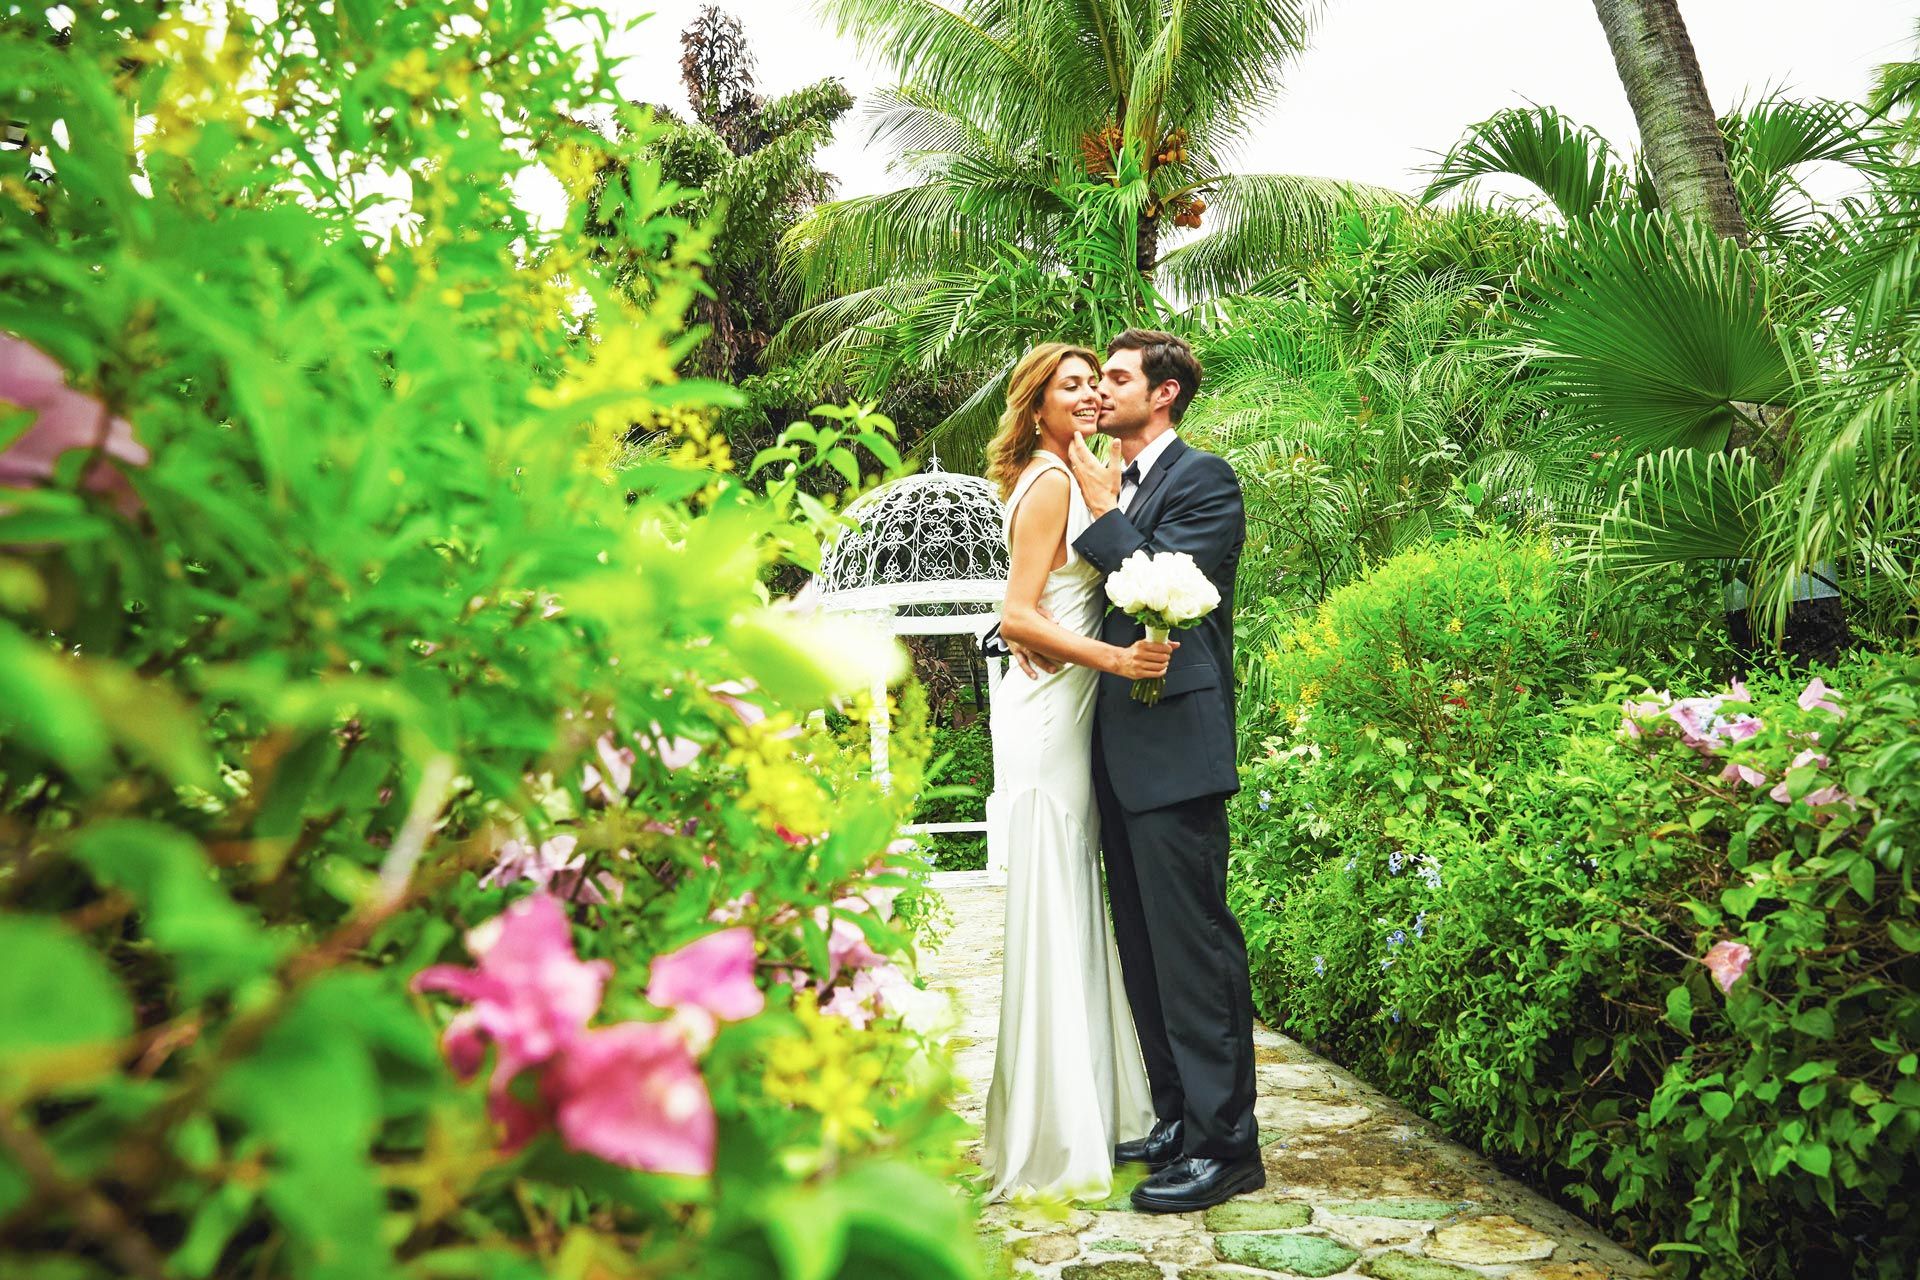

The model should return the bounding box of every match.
[998,603,1064,679]
[1011,640,1063,679]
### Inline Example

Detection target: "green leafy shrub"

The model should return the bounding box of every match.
[1237,552,1920,1280]
[918,720,992,871]
[1266,529,1574,775]
[0,7,979,1279]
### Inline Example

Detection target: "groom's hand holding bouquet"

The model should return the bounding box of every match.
[1104,550,1221,704]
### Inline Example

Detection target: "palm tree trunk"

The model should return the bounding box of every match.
[1589,0,1749,244]
[1136,209,1159,276]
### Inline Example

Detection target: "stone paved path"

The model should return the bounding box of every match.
[925,872,1655,1280]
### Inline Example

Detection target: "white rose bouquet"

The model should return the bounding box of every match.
[1104,549,1221,704]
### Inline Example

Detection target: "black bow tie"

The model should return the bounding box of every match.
[1122,462,1142,487]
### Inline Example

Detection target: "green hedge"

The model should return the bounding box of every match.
[919,720,992,872]
[1232,538,1920,1279]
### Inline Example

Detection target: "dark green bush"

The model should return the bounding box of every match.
[1235,540,1920,1279]
[918,719,992,872]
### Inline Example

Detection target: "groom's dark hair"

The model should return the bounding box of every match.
[1108,328,1202,422]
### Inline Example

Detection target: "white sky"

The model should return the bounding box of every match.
[572,0,1915,210]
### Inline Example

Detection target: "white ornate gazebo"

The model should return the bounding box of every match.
[814,453,1008,861]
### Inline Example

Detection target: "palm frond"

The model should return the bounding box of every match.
[780,179,1049,302]
[1503,213,1795,455]
[1574,446,1770,581]
[813,0,1059,140]
[1158,173,1408,298]
[1721,95,1880,239]
[1422,105,1628,221]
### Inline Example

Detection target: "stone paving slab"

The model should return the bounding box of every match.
[923,873,1653,1280]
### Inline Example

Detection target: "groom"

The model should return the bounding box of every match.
[1011,329,1260,1212]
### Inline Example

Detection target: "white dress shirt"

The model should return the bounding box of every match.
[1117,430,1180,513]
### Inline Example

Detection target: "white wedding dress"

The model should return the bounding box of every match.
[982,454,1156,1203]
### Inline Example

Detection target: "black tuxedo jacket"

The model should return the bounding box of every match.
[1074,436,1244,813]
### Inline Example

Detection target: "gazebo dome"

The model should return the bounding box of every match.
[815,453,1008,629]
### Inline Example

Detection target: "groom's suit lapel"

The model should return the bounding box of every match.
[1127,435,1188,527]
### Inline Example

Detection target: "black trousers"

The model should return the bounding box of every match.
[1093,734,1259,1160]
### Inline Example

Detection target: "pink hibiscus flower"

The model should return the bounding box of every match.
[1797,677,1844,718]
[1703,940,1752,994]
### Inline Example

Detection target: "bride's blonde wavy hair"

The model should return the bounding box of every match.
[985,342,1100,499]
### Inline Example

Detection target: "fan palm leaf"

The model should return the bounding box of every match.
[1721,95,1882,240]
[1503,212,1795,455]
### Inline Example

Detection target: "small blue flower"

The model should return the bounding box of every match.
[1413,910,1427,939]
[1258,789,1272,811]
[1344,857,1357,873]
[1390,1008,1402,1025]
[1387,929,1407,949]
[1388,851,1405,875]
[1312,954,1326,976]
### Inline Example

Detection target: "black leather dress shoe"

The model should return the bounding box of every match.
[1113,1118,1183,1170]
[1130,1153,1266,1213]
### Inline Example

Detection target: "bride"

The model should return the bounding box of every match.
[980,342,1173,1203]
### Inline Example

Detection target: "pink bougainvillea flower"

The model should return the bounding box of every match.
[1797,677,1845,718]
[1718,761,1768,788]
[774,825,813,848]
[815,960,949,1034]
[0,334,149,517]
[824,911,879,978]
[708,892,756,924]
[820,980,876,1030]
[1703,940,1753,993]
[1619,692,1671,738]
[646,927,765,1024]
[542,1021,716,1175]
[582,733,635,803]
[1664,696,1725,748]
[1769,749,1833,804]
[709,680,768,727]
[411,895,610,1087]
[480,834,615,904]
[640,724,702,771]
[838,883,903,923]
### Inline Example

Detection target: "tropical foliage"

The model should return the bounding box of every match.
[774,0,1401,455]
[7,0,1920,1277]
[1231,538,1920,1280]
[0,6,978,1278]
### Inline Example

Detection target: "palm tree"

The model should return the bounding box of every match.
[1420,91,1903,658]
[1587,0,1747,241]
[777,0,1401,444]
[631,6,853,384]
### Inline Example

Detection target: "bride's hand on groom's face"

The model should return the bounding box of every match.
[1068,434,1122,518]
